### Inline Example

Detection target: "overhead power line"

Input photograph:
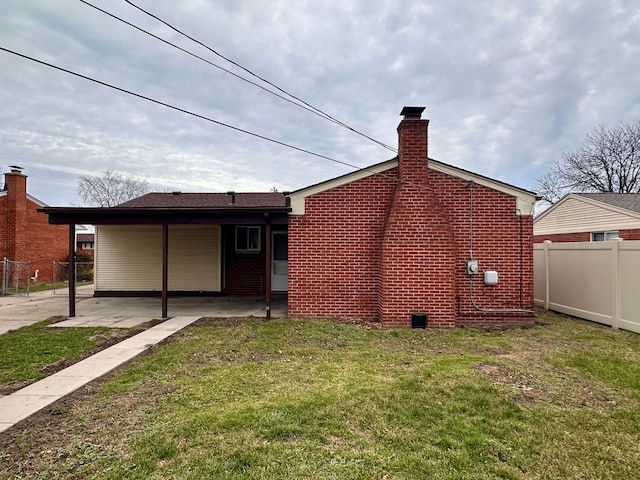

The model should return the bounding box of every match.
[119,0,398,153]
[0,46,394,176]
[78,1,333,124]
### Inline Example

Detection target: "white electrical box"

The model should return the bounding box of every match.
[484,271,498,285]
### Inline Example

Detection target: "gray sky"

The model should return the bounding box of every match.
[1,0,638,206]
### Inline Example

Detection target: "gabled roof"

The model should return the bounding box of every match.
[118,192,287,208]
[575,193,640,214]
[288,157,538,215]
[534,193,640,235]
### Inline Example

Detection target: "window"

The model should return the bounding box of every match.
[236,226,261,252]
[591,231,619,242]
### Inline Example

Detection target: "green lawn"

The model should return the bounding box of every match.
[0,318,144,395]
[2,312,640,479]
[0,319,109,391]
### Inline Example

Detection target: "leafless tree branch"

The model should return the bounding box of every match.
[78,169,150,207]
[536,120,640,205]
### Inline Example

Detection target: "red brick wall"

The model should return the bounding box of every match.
[288,169,534,327]
[288,174,396,321]
[620,229,640,240]
[434,173,534,327]
[288,114,534,328]
[0,172,68,283]
[532,232,589,243]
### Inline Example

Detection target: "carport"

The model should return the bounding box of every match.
[38,193,289,319]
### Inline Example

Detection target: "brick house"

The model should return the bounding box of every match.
[0,166,68,283]
[41,107,537,326]
[534,193,640,243]
[288,107,537,327]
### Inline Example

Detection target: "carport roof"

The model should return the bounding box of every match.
[118,192,287,208]
[38,192,290,225]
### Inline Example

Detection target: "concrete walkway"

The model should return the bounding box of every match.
[0,315,200,434]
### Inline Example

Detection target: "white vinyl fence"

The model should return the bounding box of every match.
[534,240,640,334]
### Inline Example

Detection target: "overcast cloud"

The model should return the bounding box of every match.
[1,0,638,206]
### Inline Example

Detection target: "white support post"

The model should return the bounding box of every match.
[611,238,623,329]
[543,241,551,311]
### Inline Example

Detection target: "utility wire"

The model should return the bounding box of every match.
[121,0,398,153]
[79,1,338,126]
[0,46,414,187]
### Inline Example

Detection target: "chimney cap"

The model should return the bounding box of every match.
[400,106,425,119]
[9,165,24,173]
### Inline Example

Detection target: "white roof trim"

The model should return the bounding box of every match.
[0,191,48,207]
[288,158,537,216]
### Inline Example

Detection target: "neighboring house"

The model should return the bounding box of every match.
[0,166,68,283]
[76,233,95,250]
[40,107,538,327]
[533,193,640,243]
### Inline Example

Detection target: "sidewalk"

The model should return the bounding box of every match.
[0,315,201,434]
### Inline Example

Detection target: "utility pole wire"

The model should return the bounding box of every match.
[121,0,398,153]
[0,46,372,172]
[79,1,335,125]
[1,46,435,192]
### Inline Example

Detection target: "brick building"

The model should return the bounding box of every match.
[41,107,537,327]
[0,167,69,283]
[288,107,537,327]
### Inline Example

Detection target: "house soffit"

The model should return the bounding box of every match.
[288,159,397,215]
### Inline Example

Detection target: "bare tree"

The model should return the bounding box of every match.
[537,120,640,205]
[78,169,150,207]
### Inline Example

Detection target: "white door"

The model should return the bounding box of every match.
[272,232,288,292]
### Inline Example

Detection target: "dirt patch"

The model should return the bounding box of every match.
[193,317,249,328]
[333,317,384,330]
[476,359,629,412]
[476,362,543,403]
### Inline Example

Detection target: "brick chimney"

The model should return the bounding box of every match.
[2,166,28,261]
[397,106,429,183]
[378,108,456,327]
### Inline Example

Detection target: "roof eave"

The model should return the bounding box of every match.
[37,206,291,225]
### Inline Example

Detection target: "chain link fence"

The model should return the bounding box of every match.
[52,261,94,297]
[1,258,32,296]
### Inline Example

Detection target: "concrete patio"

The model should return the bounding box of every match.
[0,285,287,334]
